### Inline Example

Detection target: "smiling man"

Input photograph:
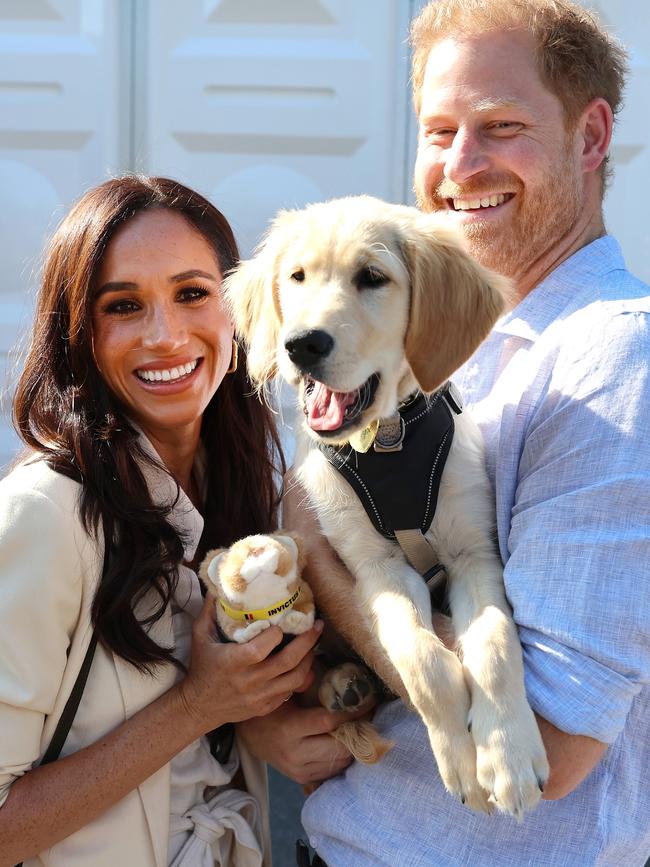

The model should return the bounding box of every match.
[240,2,650,865]
[412,9,615,303]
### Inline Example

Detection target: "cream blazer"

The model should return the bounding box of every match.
[0,452,271,867]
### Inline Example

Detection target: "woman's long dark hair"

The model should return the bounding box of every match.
[13,176,285,672]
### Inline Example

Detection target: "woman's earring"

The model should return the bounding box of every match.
[226,339,239,375]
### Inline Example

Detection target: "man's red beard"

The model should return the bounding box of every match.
[414,156,582,284]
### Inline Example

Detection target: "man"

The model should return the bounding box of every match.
[240,1,650,863]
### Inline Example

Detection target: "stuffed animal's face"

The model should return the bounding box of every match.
[204,533,301,610]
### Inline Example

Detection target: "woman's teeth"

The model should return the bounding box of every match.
[453,193,509,210]
[136,360,198,382]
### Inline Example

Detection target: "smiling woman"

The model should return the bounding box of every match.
[91,207,235,476]
[0,177,327,867]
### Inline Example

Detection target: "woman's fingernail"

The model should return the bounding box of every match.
[314,620,324,634]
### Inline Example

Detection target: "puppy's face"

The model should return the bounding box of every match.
[274,208,414,442]
[226,196,508,446]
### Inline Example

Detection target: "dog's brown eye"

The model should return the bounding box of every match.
[291,269,305,282]
[356,266,388,290]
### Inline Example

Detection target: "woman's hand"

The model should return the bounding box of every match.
[238,699,367,786]
[176,595,322,735]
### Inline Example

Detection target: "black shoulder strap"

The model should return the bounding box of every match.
[40,632,98,766]
[14,633,97,866]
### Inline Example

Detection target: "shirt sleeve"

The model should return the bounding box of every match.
[0,470,85,806]
[504,308,650,744]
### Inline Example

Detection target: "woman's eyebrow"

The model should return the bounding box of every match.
[94,269,218,299]
[94,280,138,299]
[171,269,218,283]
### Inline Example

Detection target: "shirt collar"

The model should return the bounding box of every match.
[493,235,626,341]
[131,424,205,563]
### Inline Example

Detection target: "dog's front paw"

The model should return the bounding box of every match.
[318,662,379,713]
[470,698,549,820]
[428,723,492,814]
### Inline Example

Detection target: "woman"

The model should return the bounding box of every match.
[0,176,322,866]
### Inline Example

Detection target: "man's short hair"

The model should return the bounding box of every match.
[410,0,628,127]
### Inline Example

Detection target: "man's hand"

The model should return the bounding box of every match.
[237,700,364,786]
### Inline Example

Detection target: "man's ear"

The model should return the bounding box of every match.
[401,216,509,393]
[579,97,614,174]
[223,209,299,387]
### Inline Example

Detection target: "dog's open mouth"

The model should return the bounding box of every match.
[303,373,380,436]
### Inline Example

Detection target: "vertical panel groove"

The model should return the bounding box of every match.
[131,0,148,172]
[117,0,133,172]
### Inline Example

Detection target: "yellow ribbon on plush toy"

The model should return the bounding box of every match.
[218,586,302,622]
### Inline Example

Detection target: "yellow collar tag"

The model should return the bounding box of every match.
[218,586,301,622]
[349,419,379,453]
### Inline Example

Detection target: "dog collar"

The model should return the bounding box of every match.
[349,384,462,453]
[218,586,301,622]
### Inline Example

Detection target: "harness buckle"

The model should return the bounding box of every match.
[423,562,446,592]
[444,381,464,415]
[373,414,405,452]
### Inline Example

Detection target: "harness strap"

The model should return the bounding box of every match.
[320,383,464,608]
[394,529,446,592]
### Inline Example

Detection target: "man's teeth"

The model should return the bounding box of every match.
[453,193,508,211]
[137,360,198,382]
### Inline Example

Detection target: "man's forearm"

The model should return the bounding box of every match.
[536,715,607,800]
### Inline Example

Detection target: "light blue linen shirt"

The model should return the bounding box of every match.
[302,236,650,866]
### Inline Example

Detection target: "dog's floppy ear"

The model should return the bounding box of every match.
[223,209,299,387]
[401,215,509,393]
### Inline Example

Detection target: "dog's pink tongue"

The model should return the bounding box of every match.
[305,381,357,431]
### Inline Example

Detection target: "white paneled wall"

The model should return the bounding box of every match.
[0,0,125,467]
[138,0,412,257]
[586,1,650,283]
[0,0,413,469]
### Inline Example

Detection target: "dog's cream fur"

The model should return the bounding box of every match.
[225,196,549,817]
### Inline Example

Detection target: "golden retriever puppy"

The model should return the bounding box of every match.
[224,196,549,817]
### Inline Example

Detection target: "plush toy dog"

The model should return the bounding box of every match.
[200,532,315,643]
[200,532,392,765]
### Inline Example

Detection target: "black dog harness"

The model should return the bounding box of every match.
[319,382,463,602]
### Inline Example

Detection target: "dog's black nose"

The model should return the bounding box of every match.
[284,329,334,369]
